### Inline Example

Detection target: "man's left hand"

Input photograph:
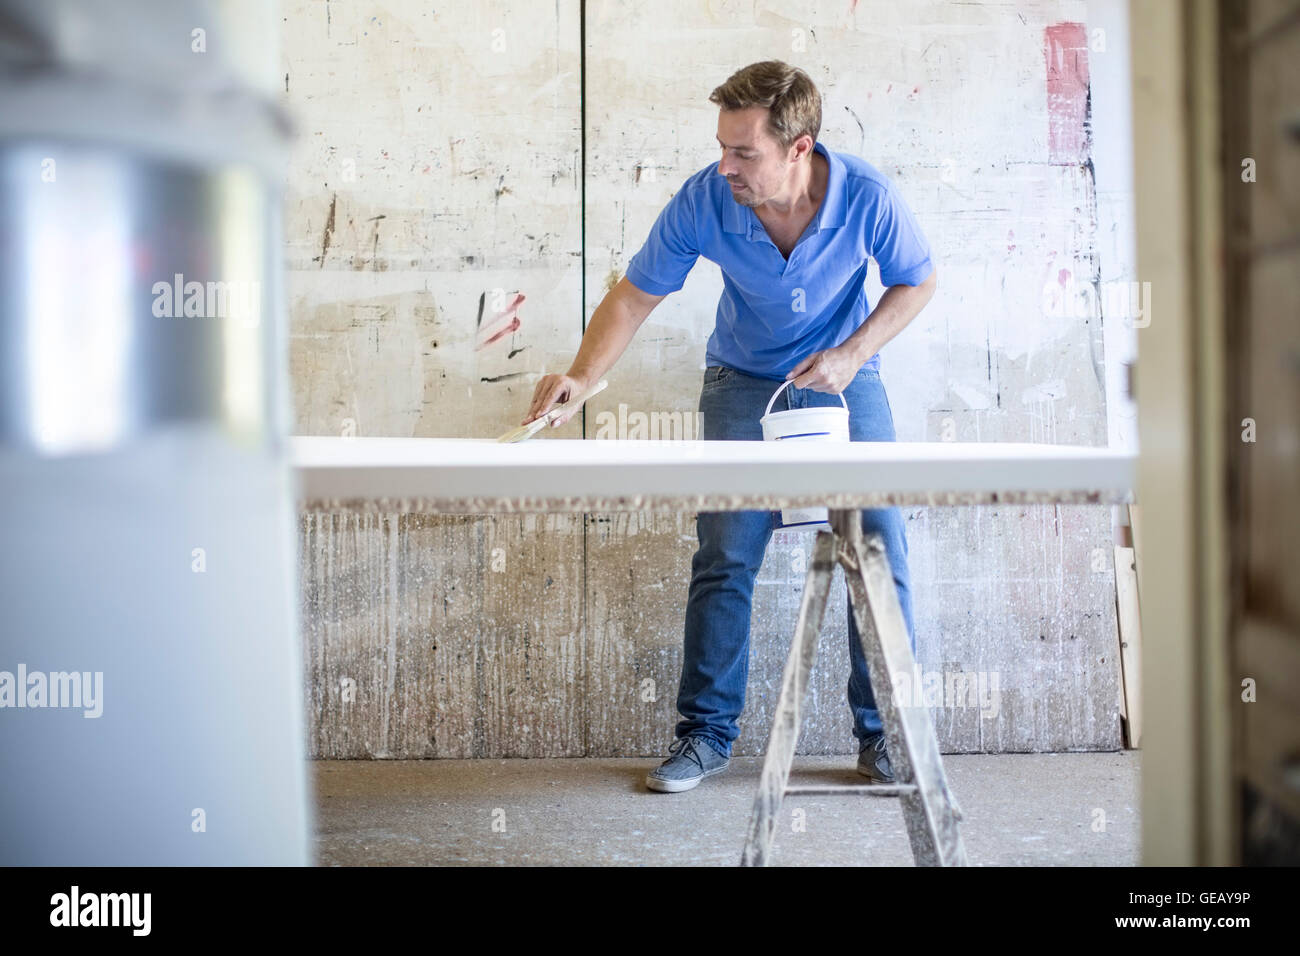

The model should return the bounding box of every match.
[786,346,860,394]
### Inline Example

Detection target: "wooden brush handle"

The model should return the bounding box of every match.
[545,379,607,422]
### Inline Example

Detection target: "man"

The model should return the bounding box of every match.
[521,61,936,793]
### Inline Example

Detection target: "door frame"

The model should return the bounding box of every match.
[1129,0,1234,865]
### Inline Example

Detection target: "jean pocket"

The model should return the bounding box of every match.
[702,365,736,389]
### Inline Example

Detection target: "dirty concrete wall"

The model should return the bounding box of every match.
[283,1,583,437]
[288,0,1125,758]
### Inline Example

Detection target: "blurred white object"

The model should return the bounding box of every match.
[0,0,309,864]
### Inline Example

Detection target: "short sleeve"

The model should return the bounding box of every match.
[625,187,700,296]
[869,180,933,287]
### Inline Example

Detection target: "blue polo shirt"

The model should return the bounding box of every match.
[625,140,932,380]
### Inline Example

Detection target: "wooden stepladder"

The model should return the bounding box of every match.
[740,509,968,866]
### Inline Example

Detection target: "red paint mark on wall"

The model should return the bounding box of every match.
[475,292,525,351]
[1045,22,1090,164]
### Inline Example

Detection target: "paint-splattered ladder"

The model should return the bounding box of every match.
[740,509,968,867]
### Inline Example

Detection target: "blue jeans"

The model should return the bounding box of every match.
[675,363,916,758]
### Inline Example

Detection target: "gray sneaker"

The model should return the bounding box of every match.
[856,732,894,783]
[645,736,730,793]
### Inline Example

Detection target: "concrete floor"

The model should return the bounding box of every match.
[313,751,1140,865]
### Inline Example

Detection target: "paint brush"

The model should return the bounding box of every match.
[497,379,608,443]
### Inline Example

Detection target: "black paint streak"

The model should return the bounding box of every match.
[319,193,336,269]
[475,290,485,331]
[845,105,865,151]
[480,372,527,383]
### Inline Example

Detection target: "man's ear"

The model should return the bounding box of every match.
[789,133,814,163]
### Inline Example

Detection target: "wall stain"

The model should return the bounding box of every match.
[318,193,336,268]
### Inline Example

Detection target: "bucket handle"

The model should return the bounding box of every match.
[764,378,850,418]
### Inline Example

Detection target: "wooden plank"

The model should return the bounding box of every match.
[834,510,967,866]
[741,532,837,866]
[1115,545,1143,748]
[1128,504,1143,597]
[293,437,1136,512]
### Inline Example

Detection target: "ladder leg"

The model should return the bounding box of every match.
[830,509,969,867]
[740,530,837,867]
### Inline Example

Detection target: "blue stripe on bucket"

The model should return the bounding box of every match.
[775,431,831,440]
[780,521,829,529]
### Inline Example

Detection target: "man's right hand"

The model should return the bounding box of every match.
[522,373,590,428]
[517,276,664,429]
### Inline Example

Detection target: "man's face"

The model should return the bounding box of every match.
[715,107,805,208]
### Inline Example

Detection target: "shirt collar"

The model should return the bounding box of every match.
[816,141,847,229]
[721,140,847,236]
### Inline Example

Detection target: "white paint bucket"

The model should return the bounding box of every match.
[759,379,850,532]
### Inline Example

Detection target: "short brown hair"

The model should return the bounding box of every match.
[709,61,822,150]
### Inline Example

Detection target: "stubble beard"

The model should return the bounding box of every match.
[729,183,762,207]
